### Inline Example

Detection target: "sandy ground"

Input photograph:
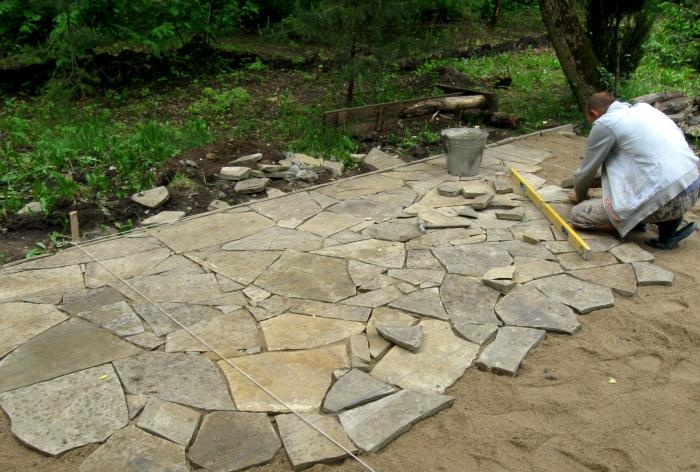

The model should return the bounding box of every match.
[2,132,699,472]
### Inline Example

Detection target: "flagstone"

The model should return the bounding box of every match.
[218,344,349,412]
[557,251,619,271]
[406,249,443,269]
[126,394,147,419]
[133,303,224,336]
[126,331,165,350]
[544,240,576,254]
[221,226,324,251]
[216,274,245,292]
[250,191,320,223]
[470,209,519,230]
[406,178,444,196]
[297,211,364,237]
[362,186,418,207]
[255,251,356,303]
[188,411,280,472]
[327,229,370,245]
[0,318,140,392]
[136,398,200,447]
[362,220,423,242]
[586,236,622,252]
[166,310,262,356]
[314,239,405,268]
[328,198,405,221]
[360,274,398,291]
[243,285,271,303]
[513,256,564,283]
[528,274,614,314]
[277,413,357,470]
[84,248,171,288]
[476,326,546,376]
[537,185,570,203]
[389,287,448,320]
[113,272,232,305]
[632,262,674,286]
[385,269,443,286]
[261,314,364,350]
[141,210,186,225]
[569,264,637,297]
[308,190,340,208]
[317,173,404,200]
[0,303,67,358]
[376,324,423,352]
[339,390,454,453]
[0,265,85,303]
[364,147,405,169]
[113,351,235,410]
[349,334,371,370]
[610,242,654,263]
[501,240,557,261]
[440,274,501,324]
[496,285,580,334]
[79,301,145,337]
[406,228,483,249]
[366,307,418,358]
[372,320,479,393]
[432,243,513,276]
[290,299,370,323]
[0,364,127,455]
[341,285,402,308]
[188,250,282,285]
[322,369,397,414]
[510,220,554,241]
[451,323,498,345]
[487,229,514,241]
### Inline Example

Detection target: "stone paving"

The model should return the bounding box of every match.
[0,127,682,471]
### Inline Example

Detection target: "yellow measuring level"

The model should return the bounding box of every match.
[510,168,591,260]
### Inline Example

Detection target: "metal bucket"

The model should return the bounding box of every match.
[441,127,489,176]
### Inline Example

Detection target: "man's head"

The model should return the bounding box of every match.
[586,92,615,123]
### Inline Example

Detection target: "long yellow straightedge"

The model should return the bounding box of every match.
[509,168,591,260]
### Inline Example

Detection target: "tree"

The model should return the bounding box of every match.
[538,0,604,112]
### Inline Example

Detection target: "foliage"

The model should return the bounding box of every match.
[188,86,251,116]
[643,1,700,69]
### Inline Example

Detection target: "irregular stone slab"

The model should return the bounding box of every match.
[496,285,580,334]
[329,197,405,221]
[141,210,186,225]
[487,229,514,242]
[222,226,323,251]
[440,274,501,324]
[364,147,405,169]
[16,201,42,214]
[537,185,570,203]
[113,272,230,305]
[585,235,622,252]
[0,364,127,455]
[544,240,576,254]
[510,220,554,241]
[339,390,455,452]
[277,413,357,470]
[341,285,401,308]
[216,274,245,292]
[285,301,364,325]
[405,227,480,249]
[389,287,448,320]
[79,301,145,336]
[359,274,397,291]
[348,260,387,286]
[126,331,165,350]
[483,278,516,294]
[252,191,322,223]
[432,243,513,276]
[255,251,355,303]
[476,326,546,376]
[366,307,417,358]
[372,320,479,393]
[610,242,654,263]
[0,302,66,358]
[298,211,364,237]
[145,254,204,275]
[131,186,170,208]
[437,182,463,197]
[519,172,547,189]
[233,152,263,164]
[113,351,235,411]
[137,398,200,447]
[218,344,349,412]
[247,295,295,321]
[188,411,280,472]
[126,394,147,419]
[318,174,405,200]
[406,249,443,269]
[557,251,619,271]
[59,287,124,315]
[483,265,515,280]
[466,192,494,210]
[0,265,84,303]
[451,323,498,345]
[133,303,224,336]
[632,262,674,286]
[79,425,188,472]
[261,314,364,350]
[150,211,274,253]
[219,166,251,180]
[314,239,405,268]
[322,369,397,413]
[376,325,423,352]
[495,207,525,221]
[528,274,614,314]
[362,186,418,207]
[513,256,564,283]
[191,250,281,285]
[234,177,270,193]
[308,190,340,208]
[363,220,423,242]
[349,333,371,370]
[243,285,270,302]
[166,310,261,356]
[0,318,139,392]
[387,268,444,286]
[569,264,637,297]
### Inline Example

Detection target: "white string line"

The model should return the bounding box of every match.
[69,242,378,472]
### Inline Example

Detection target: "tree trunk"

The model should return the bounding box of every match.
[538,0,604,112]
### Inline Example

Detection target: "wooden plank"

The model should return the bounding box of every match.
[510,168,591,260]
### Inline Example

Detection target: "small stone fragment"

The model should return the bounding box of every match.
[322,369,397,413]
[376,324,423,352]
[496,208,525,221]
[126,394,147,419]
[125,331,165,350]
[266,187,286,197]
[131,186,170,209]
[482,265,515,280]
[243,285,271,302]
[207,199,230,211]
[461,180,493,198]
[78,301,144,337]
[522,231,542,244]
[483,278,516,293]
[466,192,494,210]
[219,166,251,181]
[141,211,186,225]
[231,152,263,164]
[137,398,200,447]
[438,182,463,197]
[451,323,498,345]
[632,262,674,286]
[457,206,479,218]
[476,326,546,376]
[17,201,43,214]
[364,148,405,169]
[493,178,513,194]
[234,177,270,194]
[322,160,344,178]
[348,334,371,370]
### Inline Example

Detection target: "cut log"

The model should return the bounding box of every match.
[401,95,486,118]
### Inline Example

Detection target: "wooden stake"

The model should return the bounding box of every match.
[69,211,80,242]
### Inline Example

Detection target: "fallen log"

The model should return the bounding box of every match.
[401,95,486,118]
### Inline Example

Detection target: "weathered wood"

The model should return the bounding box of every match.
[401,95,486,118]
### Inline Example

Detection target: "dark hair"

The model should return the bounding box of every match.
[587,92,616,113]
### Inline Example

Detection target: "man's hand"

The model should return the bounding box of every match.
[568,190,580,204]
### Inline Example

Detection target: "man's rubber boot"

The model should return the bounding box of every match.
[645,221,697,250]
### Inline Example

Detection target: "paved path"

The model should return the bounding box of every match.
[0,127,676,471]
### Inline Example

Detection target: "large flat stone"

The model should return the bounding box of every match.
[79,426,188,472]
[149,211,274,253]
[432,243,513,276]
[251,191,322,223]
[364,147,405,169]
[406,227,483,249]
[476,326,546,376]
[297,211,364,237]
[610,242,654,263]
[137,398,200,447]
[322,369,397,413]
[0,265,84,303]
[557,251,618,271]
[362,220,423,242]
[60,286,125,315]
[451,323,498,345]
[0,364,127,455]
[84,247,171,288]
[338,390,454,452]
[141,210,186,225]
[131,186,170,208]
[277,413,357,470]
[221,226,324,251]
[366,307,417,358]
[190,250,282,284]
[328,198,405,221]
[495,285,580,334]
[406,249,443,269]
[261,314,364,350]
[632,262,674,286]
[389,288,448,320]
[0,302,66,358]
[188,411,280,472]
[314,239,406,268]
[255,251,356,303]
[372,319,479,393]
[291,299,371,322]
[78,301,145,336]
[218,343,349,412]
[440,274,501,324]
[113,351,235,410]
[113,272,233,305]
[0,318,140,392]
[133,303,224,336]
[528,274,614,314]
[376,325,423,352]
[235,177,270,194]
[501,240,557,260]
[165,310,262,356]
[347,260,386,286]
[569,263,637,297]
[387,268,444,285]
[317,173,404,200]
[513,256,564,283]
